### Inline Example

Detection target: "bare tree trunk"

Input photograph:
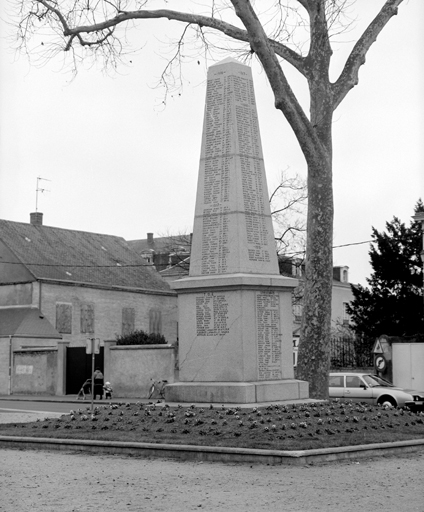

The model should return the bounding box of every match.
[292,1,334,399]
[297,158,333,399]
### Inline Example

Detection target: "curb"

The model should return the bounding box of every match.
[0,396,323,408]
[1,435,424,465]
[0,396,143,404]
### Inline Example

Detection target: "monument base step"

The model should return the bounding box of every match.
[164,380,309,404]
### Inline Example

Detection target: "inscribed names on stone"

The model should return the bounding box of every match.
[196,60,274,276]
[256,291,282,380]
[196,292,230,337]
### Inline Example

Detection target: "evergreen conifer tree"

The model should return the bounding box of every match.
[348,200,424,339]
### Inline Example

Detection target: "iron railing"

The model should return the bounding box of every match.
[330,335,374,369]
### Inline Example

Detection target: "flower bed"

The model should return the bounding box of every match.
[1,401,424,451]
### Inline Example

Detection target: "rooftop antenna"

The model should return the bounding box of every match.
[35,176,51,212]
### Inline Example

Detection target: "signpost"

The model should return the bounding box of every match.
[372,336,392,382]
[375,355,387,373]
[86,338,100,413]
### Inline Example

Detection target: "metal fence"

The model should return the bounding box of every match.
[330,335,374,369]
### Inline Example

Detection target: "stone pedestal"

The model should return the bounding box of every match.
[165,58,308,404]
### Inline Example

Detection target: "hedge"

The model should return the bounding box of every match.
[115,329,167,346]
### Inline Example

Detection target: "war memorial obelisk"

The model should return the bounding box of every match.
[165,58,309,403]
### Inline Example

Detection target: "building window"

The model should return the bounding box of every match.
[293,304,303,323]
[342,269,349,283]
[142,252,153,264]
[149,308,162,334]
[56,303,72,334]
[342,302,350,324]
[122,307,135,336]
[80,304,95,333]
[293,338,299,367]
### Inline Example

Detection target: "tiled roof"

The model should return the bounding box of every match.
[0,307,61,338]
[0,219,172,292]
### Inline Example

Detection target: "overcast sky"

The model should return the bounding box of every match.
[0,1,423,286]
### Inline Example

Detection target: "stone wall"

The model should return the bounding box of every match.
[109,344,175,398]
[0,337,59,395]
[0,338,11,394]
[12,349,58,395]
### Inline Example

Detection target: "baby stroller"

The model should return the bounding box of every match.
[76,378,92,400]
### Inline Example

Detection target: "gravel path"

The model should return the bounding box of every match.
[0,411,62,424]
[0,447,423,512]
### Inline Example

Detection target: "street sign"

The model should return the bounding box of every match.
[372,339,384,354]
[86,338,100,354]
[375,355,387,372]
[86,338,100,413]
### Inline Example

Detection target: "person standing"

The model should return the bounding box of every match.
[93,367,104,400]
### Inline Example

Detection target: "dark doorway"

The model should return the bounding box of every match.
[66,346,104,395]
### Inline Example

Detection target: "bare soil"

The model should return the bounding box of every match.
[1,401,424,451]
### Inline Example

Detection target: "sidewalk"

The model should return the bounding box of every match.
[0,393,321,408]
[0,394,148,405]
[0,394,153,424]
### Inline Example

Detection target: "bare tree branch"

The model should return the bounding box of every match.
[30,1,306,69]
[270,169,307,258]
[332,0,403,109]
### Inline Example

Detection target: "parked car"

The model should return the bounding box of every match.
[329,372,424,409]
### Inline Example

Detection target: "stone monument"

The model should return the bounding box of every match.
[165,58,309,403]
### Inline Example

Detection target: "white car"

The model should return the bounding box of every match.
[329,372,424,409]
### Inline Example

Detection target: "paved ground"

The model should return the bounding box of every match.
[0,409,63,424]
[0,447,423,512]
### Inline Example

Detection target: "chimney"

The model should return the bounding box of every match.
[147,232,154,248]
[30,212,43,226]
